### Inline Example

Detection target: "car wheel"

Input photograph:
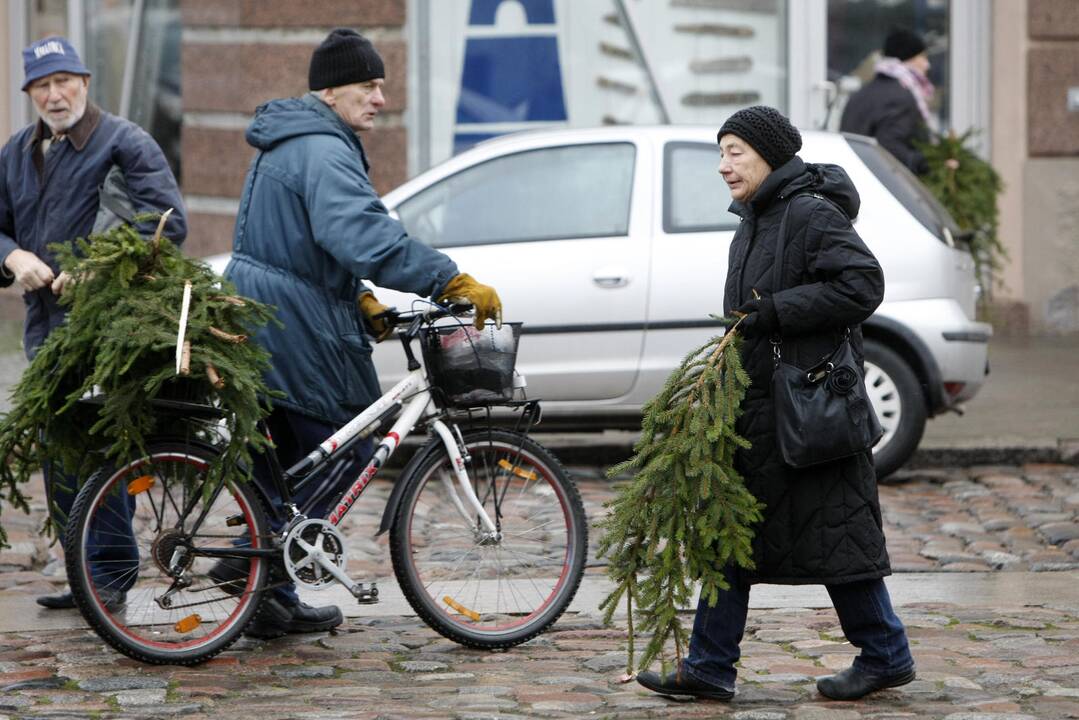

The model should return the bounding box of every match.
[863,339,927,479]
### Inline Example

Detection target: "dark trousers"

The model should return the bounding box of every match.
[683,566,914,690]
[46,459,138,593]
[250,407,373,605]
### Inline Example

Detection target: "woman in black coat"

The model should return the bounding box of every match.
[840,28,934,175]
[637,106,915,703]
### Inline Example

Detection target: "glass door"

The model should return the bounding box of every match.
[824,0,952,133]
[789,0,989,153]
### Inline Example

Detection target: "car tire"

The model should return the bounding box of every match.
[863,339,927,479]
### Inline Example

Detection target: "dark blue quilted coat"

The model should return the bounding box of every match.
[227,95,458,424]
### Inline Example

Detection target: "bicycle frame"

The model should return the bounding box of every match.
[266,366,499,537]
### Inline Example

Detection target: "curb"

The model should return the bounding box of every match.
[545,439,1079,471]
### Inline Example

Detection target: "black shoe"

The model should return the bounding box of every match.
[244,596,343,639]
[636,669,734,702]
[817,665,916,700]
[36,591,76,609]
[36,588,126,611]
[208,557,250,597]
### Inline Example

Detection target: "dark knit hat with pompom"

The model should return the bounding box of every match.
[716,105,802,171]
[309,28,384,91]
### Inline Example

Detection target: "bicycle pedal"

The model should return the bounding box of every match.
[351,582,379,604]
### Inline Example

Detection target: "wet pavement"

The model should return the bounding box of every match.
[2,461,1079,718]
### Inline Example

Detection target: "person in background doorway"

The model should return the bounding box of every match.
[840,28,935,175]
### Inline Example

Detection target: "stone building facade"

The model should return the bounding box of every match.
[2,0,1078,334]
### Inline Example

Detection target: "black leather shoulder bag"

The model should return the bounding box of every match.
[769,194,883,468]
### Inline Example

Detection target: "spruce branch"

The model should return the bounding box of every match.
[597,319,763,676]
[0,220,279,547]
[917,129,1006,303]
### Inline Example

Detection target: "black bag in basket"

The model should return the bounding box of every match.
[421,322,521,407]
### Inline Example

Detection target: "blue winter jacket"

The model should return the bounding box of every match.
[0,104,187,358]
[227,94,459,424]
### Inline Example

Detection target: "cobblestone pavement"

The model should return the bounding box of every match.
[1,462,1078,718]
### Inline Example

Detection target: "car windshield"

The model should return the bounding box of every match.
[845,134,963,244]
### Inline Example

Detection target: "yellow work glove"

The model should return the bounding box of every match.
[358,291,393,342]
[437,273,502,330]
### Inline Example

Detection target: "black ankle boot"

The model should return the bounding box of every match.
[817,665,916,700]
[636,669,734,701]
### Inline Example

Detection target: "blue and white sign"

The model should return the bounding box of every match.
[420,0,788,166]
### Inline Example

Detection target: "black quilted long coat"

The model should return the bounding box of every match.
[723,156,890,585]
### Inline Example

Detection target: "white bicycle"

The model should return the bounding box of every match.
[63,304,588,665]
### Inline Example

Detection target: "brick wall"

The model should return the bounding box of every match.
[1027,0,1079,155]
[180,0,409,258]
[1024,0,1079,333]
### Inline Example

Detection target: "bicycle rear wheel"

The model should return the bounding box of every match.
[390,428,587,649]
[64,441,271,665]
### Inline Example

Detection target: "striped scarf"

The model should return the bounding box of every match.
[875,57,937,131]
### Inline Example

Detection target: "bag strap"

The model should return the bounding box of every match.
[770,191,849,364]
[771,191,835,291]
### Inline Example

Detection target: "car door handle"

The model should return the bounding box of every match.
[593,269,630,288]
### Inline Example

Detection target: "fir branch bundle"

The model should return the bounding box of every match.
[918,129,1006,299]
[597,322,764,675]
[0,220,278,546]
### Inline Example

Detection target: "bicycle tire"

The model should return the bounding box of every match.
[64,440,271,665]
[390,428,587,649]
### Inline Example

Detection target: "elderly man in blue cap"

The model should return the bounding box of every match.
[0,36,187,610]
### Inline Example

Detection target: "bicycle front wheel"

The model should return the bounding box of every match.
[64,441,271,665]
[390,428,587,649]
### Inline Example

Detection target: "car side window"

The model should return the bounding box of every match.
[664,142,739,233]
[396,143,636,247]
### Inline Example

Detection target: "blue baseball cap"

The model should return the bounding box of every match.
[22,36,91,91]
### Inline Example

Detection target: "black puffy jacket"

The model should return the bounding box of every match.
[724,157,890,585]
[840,73,929,175]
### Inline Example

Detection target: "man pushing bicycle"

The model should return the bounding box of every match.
[221,28,501,639]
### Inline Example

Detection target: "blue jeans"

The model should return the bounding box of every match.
[683,566,914,690]
[46,459,138,593]
[250,408,373,606]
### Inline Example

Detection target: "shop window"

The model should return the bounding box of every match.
[420,0,789,168]
[84,0,182,180]
[825,0,950,132]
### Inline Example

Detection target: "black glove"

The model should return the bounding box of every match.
[734,297,778,338]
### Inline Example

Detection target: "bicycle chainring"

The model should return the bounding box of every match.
[281,518,348,590]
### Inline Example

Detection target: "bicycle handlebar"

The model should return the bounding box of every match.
[373,302,475,342]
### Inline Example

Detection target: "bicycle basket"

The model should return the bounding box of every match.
[420,322,522,407]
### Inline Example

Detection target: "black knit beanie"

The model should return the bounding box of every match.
[883,28,927,61]
[309,28,385,91]
[716,105,802,171]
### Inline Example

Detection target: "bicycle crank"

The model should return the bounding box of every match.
[281,518,379,603]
